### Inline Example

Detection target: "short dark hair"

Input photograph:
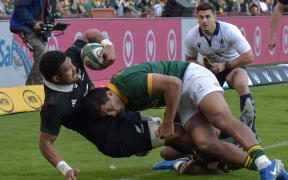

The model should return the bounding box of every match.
[82,87,110,119]
[40,50,66,81]
[250,3,258,10]
[196,2,216,14]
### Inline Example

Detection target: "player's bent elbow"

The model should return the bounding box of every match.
[39,138,49,151]
[171,77,182,90]
[165,77,182,92]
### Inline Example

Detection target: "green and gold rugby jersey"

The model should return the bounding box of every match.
[108,61,190,111]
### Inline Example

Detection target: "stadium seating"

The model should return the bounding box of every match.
[89,8,116,18]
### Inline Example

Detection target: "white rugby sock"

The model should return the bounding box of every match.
[255,155,271,170]
[173,160,186,171]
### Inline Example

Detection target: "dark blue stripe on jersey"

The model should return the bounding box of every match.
[199,21,220,47]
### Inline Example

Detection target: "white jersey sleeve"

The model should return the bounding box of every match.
[229,25,251,55]
[184,27,199,58]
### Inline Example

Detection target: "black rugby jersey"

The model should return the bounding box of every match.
[40,39,94,136]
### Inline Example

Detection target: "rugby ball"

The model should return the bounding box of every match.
[81,43,104,70]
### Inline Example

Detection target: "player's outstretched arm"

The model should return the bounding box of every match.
[151,74,182,139]
[269,2,286,50]
[39,131,80,179]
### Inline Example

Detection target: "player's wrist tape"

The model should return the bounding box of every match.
[56,160,72,176]
[101,39,113,46]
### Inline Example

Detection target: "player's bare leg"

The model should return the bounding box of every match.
[199,91,257,149]
[183,112,247,165]
[226,68,258,140]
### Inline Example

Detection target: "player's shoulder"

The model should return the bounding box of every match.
[43,87,70,107]
[218,21,239,32]
[186,25,200,38]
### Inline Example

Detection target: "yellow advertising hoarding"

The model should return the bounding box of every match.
[0,85,44,115]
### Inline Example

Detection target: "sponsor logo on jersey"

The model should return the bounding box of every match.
[71,99,77,107]
[197,42,201,48]
[197,84,204,93]
[0,92,14,113]
[23,90,42,110]
[134,123,144,134]
[219,38,225,48]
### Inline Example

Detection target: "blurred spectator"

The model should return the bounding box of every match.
[153,2,162,16]
[94,0,105,7]
[71,0,86,14]
[232,0,240,11]
[258,0,268,12]
[250,2,259,15]
[219,0,228,12]
[240,0,250,13]
[153,0,166,16]
[209,0,221,11]
[56,0,71,17]
[137,0,154,17]
[265,0,274,12]
[4,0,15,15]
[83,0,97,13]
[226,0,233,12]
[0,0,6,14]
[113,0,140,16]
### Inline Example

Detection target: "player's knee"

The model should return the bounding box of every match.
[160,147,183,160]
[235,84,249,94]
[207,111,231,130]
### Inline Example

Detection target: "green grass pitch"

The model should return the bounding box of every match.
[0,83,288,180]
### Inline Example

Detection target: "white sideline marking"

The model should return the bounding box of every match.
[118,141,288,180]
[118,171,167,180]
[263,141,288,149]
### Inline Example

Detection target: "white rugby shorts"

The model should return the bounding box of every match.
[178,63,224,125]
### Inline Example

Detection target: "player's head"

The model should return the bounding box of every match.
[40,50,79,85]
[250,3,258,16]
[196,2,217,34]
[83,87,125,118]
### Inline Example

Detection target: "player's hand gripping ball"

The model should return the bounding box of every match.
[81,43,104,70]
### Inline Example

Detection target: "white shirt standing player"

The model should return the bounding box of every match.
[184,7,258,139]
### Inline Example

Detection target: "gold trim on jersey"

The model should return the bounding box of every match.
[107,83,128,104]
[148,73,153,95]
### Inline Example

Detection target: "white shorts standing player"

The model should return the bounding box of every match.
[184,2,258,139]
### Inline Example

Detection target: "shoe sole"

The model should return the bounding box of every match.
[275,159,284,178]
[240,98,255,129]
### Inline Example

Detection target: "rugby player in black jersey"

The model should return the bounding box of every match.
[39,29,163,179]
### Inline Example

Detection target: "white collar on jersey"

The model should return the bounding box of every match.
[43,78,73,92]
